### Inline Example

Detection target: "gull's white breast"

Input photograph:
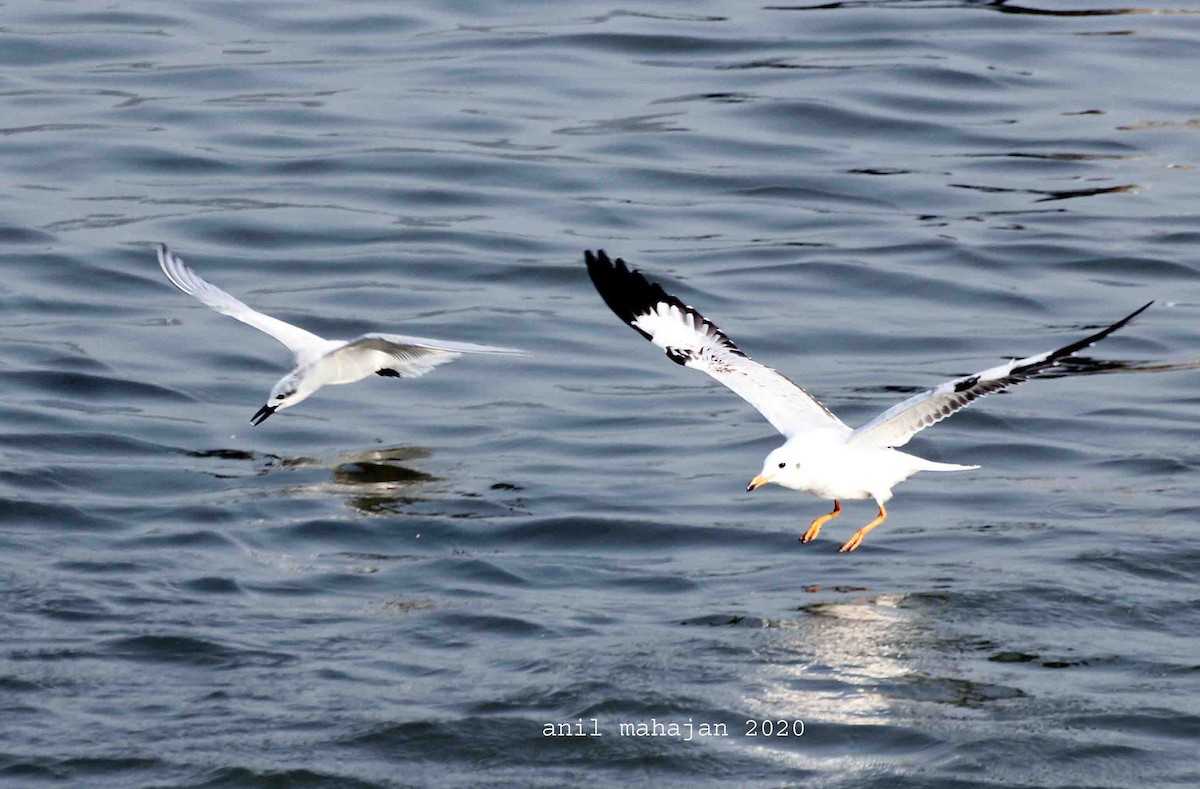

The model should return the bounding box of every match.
[781,436,924,502]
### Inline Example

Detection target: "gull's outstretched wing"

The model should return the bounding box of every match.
[157,244,325,356]
[585,250,847,437]
[320,333,527,381]
[849,301,1153,449]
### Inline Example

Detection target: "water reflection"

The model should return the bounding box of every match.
[279,446,438,515]
[1039,355,1200,378]
[767,592,916,724]
[737,587,1027,741]
[185,444,527,519]
[187,445,438,512]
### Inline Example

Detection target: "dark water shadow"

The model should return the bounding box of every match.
[765,0,1198,17]
[949,181,1138,204]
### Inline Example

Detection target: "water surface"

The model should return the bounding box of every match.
[2,1,1199,787]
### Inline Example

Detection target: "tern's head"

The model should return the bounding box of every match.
[251,372,311,426]
[747,445,806,492]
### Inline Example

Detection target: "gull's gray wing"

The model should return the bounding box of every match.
[586,250,848,438]
[157,244,325,356]
[848,302,1153,449]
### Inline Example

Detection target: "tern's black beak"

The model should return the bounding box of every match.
[250,404,277,426]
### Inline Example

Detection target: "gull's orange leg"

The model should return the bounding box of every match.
[839,503,888,553]
[801,500,841,543]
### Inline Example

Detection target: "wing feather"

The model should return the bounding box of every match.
[849,302,1153,448]
[322,333,526,380]
[157,244,325,356]
[585,250,847,437]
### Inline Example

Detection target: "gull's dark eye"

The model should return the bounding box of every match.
[275,394,286,400]
[777,462,786,469]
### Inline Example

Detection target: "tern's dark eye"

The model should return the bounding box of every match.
[275,394,286,400]
[777,462,786,469]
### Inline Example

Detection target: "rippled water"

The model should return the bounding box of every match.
[2,1,1200,787]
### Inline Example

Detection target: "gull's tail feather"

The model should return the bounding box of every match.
[917,459,980,472]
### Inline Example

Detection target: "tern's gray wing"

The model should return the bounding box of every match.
[586,250,848,438]
[848,302,1153,449]
[157,244,325,356]
[322,333,526,380]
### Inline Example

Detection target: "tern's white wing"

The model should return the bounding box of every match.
[586,250,847,438]
[849,301,1153,449]
[157,244,325,356]
[319,333,527,381]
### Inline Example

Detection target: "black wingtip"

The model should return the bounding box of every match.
[585,248,685,333]
[583,249,746,358]
[1011,300,1156,380]
[585,249,663,341]
[1114,300,1154,327]
[1055,300,1154,359]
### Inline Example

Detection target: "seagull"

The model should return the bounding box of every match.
[157,244,525,425]
[585,249,1152,552]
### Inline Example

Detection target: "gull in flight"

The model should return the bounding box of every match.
[157,244,525,425]
[585,250,1151,552]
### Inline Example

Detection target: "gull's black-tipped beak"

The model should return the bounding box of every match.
[250,404,277,426]
[747,474,769,492]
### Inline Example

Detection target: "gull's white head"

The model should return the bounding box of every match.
[251,372,315,426]
[747,445,807,492]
